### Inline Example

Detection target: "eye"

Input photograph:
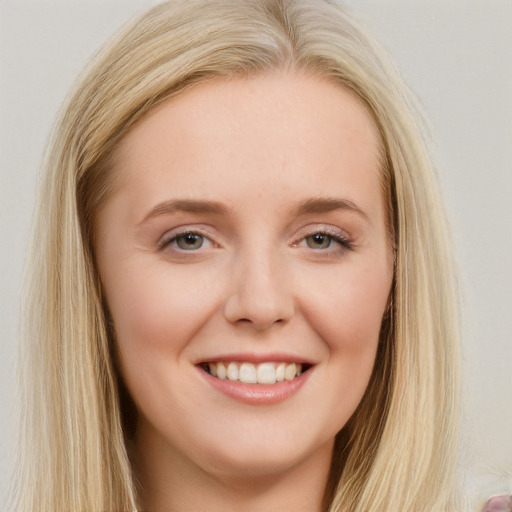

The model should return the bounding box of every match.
[174,233,205,250]
[305,233,335,249]
[158,229,214,252]
[293,226,353,255]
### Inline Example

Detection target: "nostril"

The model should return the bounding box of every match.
[234,317,286,328]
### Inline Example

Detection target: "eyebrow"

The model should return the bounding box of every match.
[139,199,227,225]
[140,196,369,225]
[293,197,370,221]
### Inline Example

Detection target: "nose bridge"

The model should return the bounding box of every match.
[223,240,294,329]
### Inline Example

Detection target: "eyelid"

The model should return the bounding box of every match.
[292,223,352,243]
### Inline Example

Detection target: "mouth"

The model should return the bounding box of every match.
[199,361,313,385]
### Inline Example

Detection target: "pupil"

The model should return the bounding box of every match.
[308,233,330,249]
[178,233,203,250]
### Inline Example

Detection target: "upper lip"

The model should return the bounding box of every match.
[195,352,316,366]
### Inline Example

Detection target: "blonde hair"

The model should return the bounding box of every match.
[15,1,461,510]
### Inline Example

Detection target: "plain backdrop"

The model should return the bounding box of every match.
[1,1,511,509]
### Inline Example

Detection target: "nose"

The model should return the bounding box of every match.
[223,249,295,330]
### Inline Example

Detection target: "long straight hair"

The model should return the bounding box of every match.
[15,1,461,510]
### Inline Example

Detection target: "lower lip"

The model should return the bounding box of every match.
[198,367,312,405]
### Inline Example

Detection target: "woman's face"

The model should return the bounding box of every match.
[95,73,393,481]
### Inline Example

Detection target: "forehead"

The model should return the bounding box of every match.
[107,72,384,222]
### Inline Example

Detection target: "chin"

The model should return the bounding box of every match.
[194,429,334,483]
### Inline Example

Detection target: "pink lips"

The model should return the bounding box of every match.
[199,352,313,365]
[196,352,314,405]
[199,367,311,405]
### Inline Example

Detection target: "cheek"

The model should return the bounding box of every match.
[104,263,220,372]
[300,260,392,353]
[103,264,224,429]
[304,260,391,426]
[295,254,392,417]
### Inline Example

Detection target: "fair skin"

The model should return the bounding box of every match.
[95,72,393,512]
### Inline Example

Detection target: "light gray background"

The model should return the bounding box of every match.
[1,1,511,510]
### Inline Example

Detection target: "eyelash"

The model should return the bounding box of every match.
[158,227,353,254]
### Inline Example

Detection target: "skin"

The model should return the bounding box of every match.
[95,72,394,512]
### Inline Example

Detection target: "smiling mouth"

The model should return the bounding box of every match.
[199,361,312,385]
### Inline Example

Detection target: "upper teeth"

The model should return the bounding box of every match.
[206,362,303,384]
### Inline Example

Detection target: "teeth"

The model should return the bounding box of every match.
[285,363,297,381]
[276,363,285,382]
[205,361,304,384]
[227,362,238,381]
[216,362,226,380]
[257,362,276,384]
[239,363,257,384]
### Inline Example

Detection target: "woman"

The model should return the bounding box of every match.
[15,0,463,510]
